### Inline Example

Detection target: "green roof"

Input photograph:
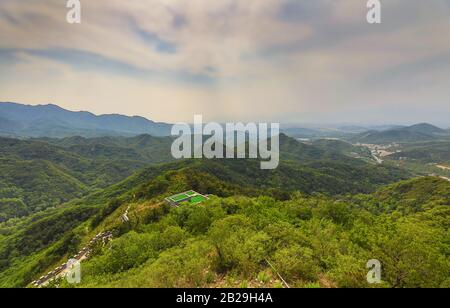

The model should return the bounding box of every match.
[170,193,190,202]
[166,191,208,205]
[189,195,208,204]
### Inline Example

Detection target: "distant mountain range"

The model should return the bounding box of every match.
[282,123,450,143]
[0,102,172,138]
[2,102,449,143]
[351,123,450,144]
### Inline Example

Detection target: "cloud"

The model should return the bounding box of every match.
[0,0,449,125]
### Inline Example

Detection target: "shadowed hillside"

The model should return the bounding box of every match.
[0,102,172,138]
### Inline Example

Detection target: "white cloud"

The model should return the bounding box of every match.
[0,0,449,125]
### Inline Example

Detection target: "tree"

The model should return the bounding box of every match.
[273,245,320,283]
[368,218,448,288]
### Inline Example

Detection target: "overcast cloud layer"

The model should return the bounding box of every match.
[0,0,449,126]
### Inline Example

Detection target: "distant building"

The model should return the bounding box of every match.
[165,190,209,207]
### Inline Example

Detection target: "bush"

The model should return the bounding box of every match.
[273,245,320,282]
[135,240,216,287]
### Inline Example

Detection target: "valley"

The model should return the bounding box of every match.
[0,103,449,289]
[0,135,174,221]
[1,0,449,291]
[294,123,450,181]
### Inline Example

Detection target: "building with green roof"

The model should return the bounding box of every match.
[165,190,209,207]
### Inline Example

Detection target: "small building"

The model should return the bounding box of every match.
[165,190,209,207]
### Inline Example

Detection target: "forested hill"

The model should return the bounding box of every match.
[128,157,407,202]
[0,133,409,222]
[0,132,415,288]
[73,134,409,211]
[0,175,447,288]
[0,135,174,221]
[351,123,450,144]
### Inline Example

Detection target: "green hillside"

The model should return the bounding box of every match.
[351,123,450,144]
[67,176,450,288]
[1,176,447,288]
[0,133,447,289]
[388,141,450,164]
[40,134,174,164]
[346,176,450,215]
[0,158,88,220]
[0,134,408,221]
[0,136,174,220]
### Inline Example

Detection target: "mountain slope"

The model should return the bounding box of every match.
[387,141,450,164]
[0,158,88,220]
[0,135,174,220]
[0,102,172,138]
[1,175,447,288]
[96,135,409,203]
[374,176,450,206]
[404,123,448,135]
[0,133,410,221]
[0,133,418,287]
[350,176,450,214]
[75,176,448,288]
[40,134,174,163]
[352,123,450,144]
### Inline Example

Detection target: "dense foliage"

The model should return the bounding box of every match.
[0,134,408,221]
[58,177,449,288]
[0,132,447,289]
[388,141,450,164]
[0,136,173,220]
[0,173,447,288]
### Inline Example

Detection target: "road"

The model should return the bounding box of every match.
[121,205,131,222]
[371,152,383,164]
[32,231,113,287]
[436,165,450,171]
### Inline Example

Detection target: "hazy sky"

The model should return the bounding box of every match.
[0,0,449,126]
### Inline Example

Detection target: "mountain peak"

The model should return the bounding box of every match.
[405,123,445,134]
[0,102,172,138]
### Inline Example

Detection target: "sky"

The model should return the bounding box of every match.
[0,0,449,126]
